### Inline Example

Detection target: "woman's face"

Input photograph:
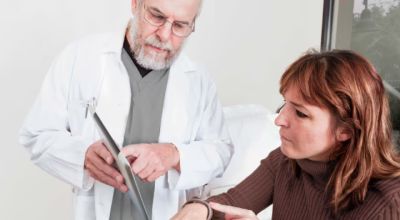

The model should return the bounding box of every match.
[274,86,339,161]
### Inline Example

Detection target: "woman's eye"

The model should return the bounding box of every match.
[295,110,308,118]
[276,103,286,113]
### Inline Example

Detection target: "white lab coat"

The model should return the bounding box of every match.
[19,27,233,220]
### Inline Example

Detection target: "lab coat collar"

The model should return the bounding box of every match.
[101,21,127,55]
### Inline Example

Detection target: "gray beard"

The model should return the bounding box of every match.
[127,18,184,70]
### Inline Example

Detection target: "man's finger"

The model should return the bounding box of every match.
[130,153,150,174]
[137,165,155,180]
[86,161,119,187]
[88,163,127,192]
[146,170,164,182]
[119,185,128,193]
[94,143,114,164]
[85,164,97,179]
[89,153,123,183]
[121,145,142,158]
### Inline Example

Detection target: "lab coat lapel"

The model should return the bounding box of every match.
[96,53,130,147]
[158,55,195,144]
[94,53,131,220]
[153,55,195,219]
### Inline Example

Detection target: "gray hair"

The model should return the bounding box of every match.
[135,0,203,19]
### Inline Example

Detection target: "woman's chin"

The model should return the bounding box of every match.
[280,145,302,159]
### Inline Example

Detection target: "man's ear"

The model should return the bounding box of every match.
[131,0,138,13]
[336,127,351,142]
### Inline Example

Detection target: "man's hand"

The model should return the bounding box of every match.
[121,143,180,182]
[171,203,209,220]
[209,202,259,220]
[84,140,127,192]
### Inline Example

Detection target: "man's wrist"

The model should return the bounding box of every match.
[170,143,181,172]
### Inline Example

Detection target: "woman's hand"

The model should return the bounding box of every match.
[210,202,259,220]
[171,203,209,220]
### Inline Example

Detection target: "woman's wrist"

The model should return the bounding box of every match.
[183,198,213,220]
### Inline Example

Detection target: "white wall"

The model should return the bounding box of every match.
[187,1,323,110]
[0,0,322,219]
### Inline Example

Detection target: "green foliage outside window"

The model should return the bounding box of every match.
[351,2,400,148]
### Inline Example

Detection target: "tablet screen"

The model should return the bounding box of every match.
[90,111,150,220]
[92,112,120,160]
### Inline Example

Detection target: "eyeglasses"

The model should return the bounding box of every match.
[142,4,195,38]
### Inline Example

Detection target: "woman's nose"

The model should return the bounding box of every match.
[275,106,288,127]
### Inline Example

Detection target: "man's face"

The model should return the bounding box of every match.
[128,0,200,70]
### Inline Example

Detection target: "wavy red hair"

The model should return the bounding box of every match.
[280,50,400,214]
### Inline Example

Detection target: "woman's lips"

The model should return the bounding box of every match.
[279,132,291,142]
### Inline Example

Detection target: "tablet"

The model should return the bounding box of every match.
[91,110,150,220]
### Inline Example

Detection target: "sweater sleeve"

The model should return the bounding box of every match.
[375,191,400,220]
[207,148,283,219]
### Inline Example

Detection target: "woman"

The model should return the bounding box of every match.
[172,50,400,220]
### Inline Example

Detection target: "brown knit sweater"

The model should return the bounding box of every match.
[208,148,400,220]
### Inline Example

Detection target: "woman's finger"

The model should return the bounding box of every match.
[209,202,256,218]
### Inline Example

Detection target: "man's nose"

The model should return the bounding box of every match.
[156,21,173,42]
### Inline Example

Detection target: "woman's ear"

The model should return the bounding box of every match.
[336,127,351,142]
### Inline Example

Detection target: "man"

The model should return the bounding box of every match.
[19,0,233,219]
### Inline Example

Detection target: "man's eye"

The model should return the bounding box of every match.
[150,12,165,21]
[155,15,164,20]
[295,110,308,118]
[174,23,184,29]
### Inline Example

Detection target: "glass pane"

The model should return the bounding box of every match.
[337,0,400,149]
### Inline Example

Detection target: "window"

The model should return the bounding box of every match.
[322,0,400,149]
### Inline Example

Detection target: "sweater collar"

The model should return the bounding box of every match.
[296,158,335,185]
